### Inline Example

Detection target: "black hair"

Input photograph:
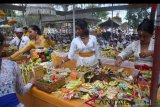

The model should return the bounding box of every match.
[118,29,121,33]
[84,29,89,35]
[23,27,28,30]
[0,32,4,46]
[75,19,88,30]
[137,18,154,35]
[29,25,41,35]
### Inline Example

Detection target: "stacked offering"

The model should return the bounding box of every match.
[101,47,119,59]
[35,68,71,93]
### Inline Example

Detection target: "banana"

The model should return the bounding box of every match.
[18,60,41,85]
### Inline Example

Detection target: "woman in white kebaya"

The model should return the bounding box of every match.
[115,18,154,67]
[56,19,102,67]
[115,19,156,82]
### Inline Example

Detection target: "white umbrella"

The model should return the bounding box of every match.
[0,24,11,28]
[25,4,56,30]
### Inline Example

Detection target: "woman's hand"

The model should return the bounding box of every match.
[55,63,62,68]
[55,60,64,68]
[30,77,35,84]
[98,59,103,68]
[139,51,153,58]
[115,56,123,67]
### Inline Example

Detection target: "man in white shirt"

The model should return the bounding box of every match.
[9,28,30,50]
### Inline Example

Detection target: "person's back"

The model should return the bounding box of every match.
[0,30,34,107]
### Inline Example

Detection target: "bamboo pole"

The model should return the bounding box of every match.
[73,4,75,38]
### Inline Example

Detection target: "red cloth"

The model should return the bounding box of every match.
[134,64,152,70]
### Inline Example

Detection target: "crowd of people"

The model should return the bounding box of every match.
[96,28,139,51]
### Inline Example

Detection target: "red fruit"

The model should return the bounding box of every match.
[41,54,46,59]
[52,75,55,81]
[42,58,46,62]
[52,75,59,81]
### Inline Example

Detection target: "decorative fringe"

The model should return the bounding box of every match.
[25,4,56,15]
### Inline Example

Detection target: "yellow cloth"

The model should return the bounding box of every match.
[79,51,95,57]
[51,54,77,70]
[10,36,55,60]
[51,52,58,67]
[24,32,30,37]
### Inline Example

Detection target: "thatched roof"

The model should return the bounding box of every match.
[99,18,120,28]
[41,13,101,23]
[25,4,56,16]
[120,22,128,30]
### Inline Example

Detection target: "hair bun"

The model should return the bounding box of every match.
[143,18,154,25]
[137,18,154,35]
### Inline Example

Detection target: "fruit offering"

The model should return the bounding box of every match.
[35,72,65,93]
[31,48,53,63]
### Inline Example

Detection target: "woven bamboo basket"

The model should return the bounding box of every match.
[35,77,65,93]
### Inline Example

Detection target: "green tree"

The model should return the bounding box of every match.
[85,4,109,21]
[125,7,150,29]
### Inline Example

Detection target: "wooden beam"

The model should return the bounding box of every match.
[61,4,151,15]
[150,4,160,107]
[0,4,151,16]
[0,4,26,11]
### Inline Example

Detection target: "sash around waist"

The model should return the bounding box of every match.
[79,51,95,57]
[0,93,19,107]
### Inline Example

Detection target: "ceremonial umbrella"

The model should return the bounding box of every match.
[0,10,6,18]
[0,24,11,28]
[8,19,17,25]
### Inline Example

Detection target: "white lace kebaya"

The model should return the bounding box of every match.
[0,59,33,97]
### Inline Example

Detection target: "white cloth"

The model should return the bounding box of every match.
[68,35,100,66]
[118,38,155,66]
[9,35,30,50]
[17,103,25,107]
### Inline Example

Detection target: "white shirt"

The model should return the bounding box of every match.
[118,38,155,66]
[68,35,100,66]
[9,35,30,50]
